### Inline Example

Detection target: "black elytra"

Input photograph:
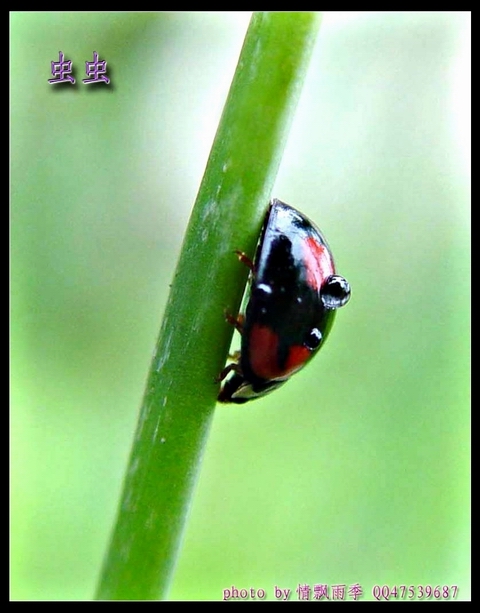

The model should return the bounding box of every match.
[218,199,351,404]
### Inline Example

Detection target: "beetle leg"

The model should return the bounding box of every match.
[234,250,255,274]
[215,361,241,383]
[224,310,244,334]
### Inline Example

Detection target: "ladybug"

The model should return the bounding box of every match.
[217,199,351,404]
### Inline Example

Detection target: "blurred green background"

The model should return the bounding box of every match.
[11,11,470,601]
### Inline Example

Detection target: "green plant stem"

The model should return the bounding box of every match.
[95,11,321,601]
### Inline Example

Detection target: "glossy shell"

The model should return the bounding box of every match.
[218,199,350,403]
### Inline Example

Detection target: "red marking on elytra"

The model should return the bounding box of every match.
[285,345,311,374]
[249,324,311,380]
[303,237,334,292]
[248,325,280,380]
